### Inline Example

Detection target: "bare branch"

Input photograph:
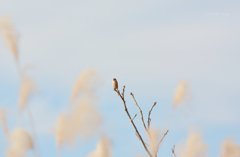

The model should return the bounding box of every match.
[156,130,169,153]
[114,89,153,157]
[147,102,157,129]
[132,114,137,121]
[172,145,177,157]
[122,85,126,98]
[130,92,148,131]
[158,130,169,145]
[113,80,169,157]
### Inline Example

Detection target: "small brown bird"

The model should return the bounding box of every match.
[112,78,118,91]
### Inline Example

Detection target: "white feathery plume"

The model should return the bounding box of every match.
[173,80,187,107]
[221,139,240,157]
[0,17,19,62]
[88,137,111,157]
[6,128,33,157]
[18,75,35,111]
[180,132,207,157]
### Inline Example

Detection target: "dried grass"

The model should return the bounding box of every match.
[0,17,18,62]
[180,132,207,157]
[71,69,99,102]
[18,75,35,111]
[55,70,102,147]
[0,14,239,157]
[6,147,25,157]
[148,129,161,157]
[221,139,240,157]
[55,100,102,147]
[55,114,69,146]
[88,137,111,157]
[6,128,33,157]
[173,80,187,107]
[55,101,102,147]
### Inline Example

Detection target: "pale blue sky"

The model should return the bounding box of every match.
[0,0,240,157]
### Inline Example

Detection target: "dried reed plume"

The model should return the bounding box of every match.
[55,70,102,147]
[55,114,69,146]
[180,132,207,157]
[18,75,35,111]
[0,17,18,62]
[6,128,33,157]
[55,100,102,146]
[88,137,111,157]
[173,80,187,107]
[221,139,240,157]
[148,129,161,157]
[71,69,99,102]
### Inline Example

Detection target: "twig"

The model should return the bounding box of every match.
[121,85,126,98]
[156,130,169,155]
[158,130,169,146]
[132,114,137,121]
[27,107,41,157]
[147,102,157,129]
[130,92,148,132]
[172,145,177,157]
[115,89,153,157]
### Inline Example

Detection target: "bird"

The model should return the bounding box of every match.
[112,78,118,91]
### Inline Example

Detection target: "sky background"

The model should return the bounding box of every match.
[0,0,240,157]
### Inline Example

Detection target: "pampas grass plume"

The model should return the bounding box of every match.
[180,132,207,157]
[88,137,111,157]
[6,128,33,157]
[221,139,240,157]
[0,17,18,62]
[173,80,187,107]
[18,75,35,111]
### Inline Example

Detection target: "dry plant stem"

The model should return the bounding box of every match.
[156,130,169,155]
[147,102,157,129]
[172,145,177,157]
[115,87,153,157]
[158,130,169,147]
[132,114,137,121]
[130,93,148,132]
[27,107,41,157]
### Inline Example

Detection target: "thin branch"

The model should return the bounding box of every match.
[147,102,157,129]
[122,85,126,98]
[130,92,148,132]
[172,145,177,157]
[158,130,169,146]
[132,114,137,121]
[115,89,153,157]
[155,130,169,155]
[27,107,41,157]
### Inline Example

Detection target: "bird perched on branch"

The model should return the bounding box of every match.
[112,78,118,91]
